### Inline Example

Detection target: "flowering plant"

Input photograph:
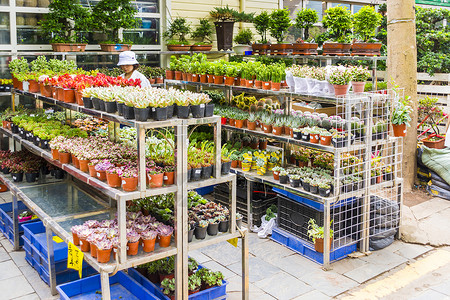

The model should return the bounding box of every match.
[350,66,371,82]
[328,67,352,85]
[119,166,138,178]
[126,230,140,243]
[141,230,158,240]
[95,159,115,171]
[157,224,174,237]
[96,239,112,250]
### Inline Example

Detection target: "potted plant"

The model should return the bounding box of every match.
[289,174,301,188]
[157,224,173,248]
[268,8,293,55]
[147,166,164,188]
[309,128,320,143]
[252,11,270,54]
[350,66,371,93]
[163,17,191,51]
[322,6,353,55]
[307,219,333,253]
[106,166,121,188]
[391,95,412,137]
[217,215,229,232]
[318,182,331,197]
[352,6,383,56]
[18,211,33,222]
[319,130,332,146]
[383,166,393,181]
[279,169,288,184]
[198,268,224,289]
[163,165,175,185]
[272,166,284,180]
[39,0,90,52]
[207,218,219,236]
[247,113,257,130]
[92,0,140,51]
[96,239,113,263]
[94,159,114,181]
[328,66,352,97]
[77,227,92,252]
[126,230,140,255]
[233,28,253,55]
[8,58,29,90]
[161,278,176,300]
[120,166,138,192]
[188,273,202,295]
[310,179,319,194]
[194,220,208,240]
[190,19,213,51]
[293,8,319,55]
[372,120,388,140]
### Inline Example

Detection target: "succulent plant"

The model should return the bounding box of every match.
[141,230,158,240]
[157,224,174,237]
[96,239,112,250]
[126,230,140,243]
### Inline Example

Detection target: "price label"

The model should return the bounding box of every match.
[12,176,16,181]
[67,242,83,279]
[200,104,205,108]
[195,170,201,174]
[265,82,269,86]
[122,180,126,185]
[163,176,168,180]
[36,138,40,141]
[31,215,38,220]
[227,238,238,247]
[53,236,64,243]
[152,108,155,112]
[97,172,100,177]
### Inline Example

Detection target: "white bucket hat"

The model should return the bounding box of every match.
[117,51,139,66]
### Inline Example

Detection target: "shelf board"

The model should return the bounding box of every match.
[239,54,387,61]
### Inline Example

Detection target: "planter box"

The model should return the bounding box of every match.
[100,44,132,52]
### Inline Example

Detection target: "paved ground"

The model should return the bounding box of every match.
[1,189,450,299]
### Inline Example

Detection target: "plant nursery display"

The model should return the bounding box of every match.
[164,17,191,51]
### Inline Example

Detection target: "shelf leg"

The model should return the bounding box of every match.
[45,226,57,296]
[396,180,404,239]
[137,126,146,193]
[246,180,252,228]
[323,200,331,271]
[117,199,127,264]
[12,193,20,251]
[230,175,237,234]
[100,271,111,300]
[241,230,249,300]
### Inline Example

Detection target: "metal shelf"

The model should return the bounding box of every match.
[238,54,387,61]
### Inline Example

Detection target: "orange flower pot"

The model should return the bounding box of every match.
[97,248,112,263]
[75,90,83,105]
[159,234,172,248]
[231,160,238,168]
[149,172,164,188]
[254,80,262,89]
[79,238,90,252]
[247,121,256,130]
[229,119,235,126]
[320,135,332,146]
[240,78,247,87]
[72,232,80,246]
[63,89,75,103]
[333,85,349,97]
[51,148,59,160]
[310,133,320,143]
[142,238,156,253]
[71,154,80,168]
[207,74,214,83]
[273,171,280,180]
[41,84,52,97]
[90,243,98,258]
[165,70,174,80]
[164,171,174,185]
[199,74,207,83]
[79,159,89,172]
[262,81,271,90]
[59,152,71,164]
[392,124,407,137]
[271,82,281,91]
[88,165,97,177]
[314,238,333,253]
[263,124,272,133]
[28,80,40,93]
[127,241,139,255]
[174,71,182,80]
[224,76,234,86]
[96,170,107,181]
[122,177,138,192]
[106,172,121,188]
[246,80,254,88]
[213,76,224,84]
[272,126,282,135]
[235,119,244,128]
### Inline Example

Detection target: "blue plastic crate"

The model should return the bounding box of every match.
[40,264,98,287]
[0,201,39,233]
[271,227,357,264]
[22,221,68,261]
[196,185,215,196]
[57,271,161,300]
[128,267,228,300]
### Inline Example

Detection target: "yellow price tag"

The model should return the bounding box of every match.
[227,238,238,247]
[31,215,38,220]
[53,236,64,243]
[67,242,84,279]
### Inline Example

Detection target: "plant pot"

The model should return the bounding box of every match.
[191,168,202,181]
[233,44,252,55]
[91,97,100,110]
[166,105,174,119]
[79,159,89,172]
[319,187,331,197]
[351,42,382,56]
[254,80,262,89]
[106,172,121,188]
[188,228,194,242]
[114,102,124,116]
[333,84,348,97]
[292,42,318,55]
[88,165,96,177]
[75,90,83,105]
[165,70,174,80]
[186,73,193,82]
[134,107,149,122]
[194,226,207,240]
[63,88,75,103]
[323,42,351,56]
[187,169,192,182]
[219,220,229,232]
[271,82,281,91]
[82,97,93,109]
[221,161,231,175]
[293,131,301,140]
[270,43,292,55]
[207,74,214,83]
[174,71,182,80]
[204,103,214,117]
[213,76,224,85]
[28,80,40,93]
[190,44,213,51]
[332,137,348,148]
[310,133,320,143]
[199,74,207,83]
[96,170,106,181]
[229,119,235,126]
[351,81,366,93]
[149,172,164,188]
[242,162,251,172]
[164,171,174,185]
[384,172,393,181]
[246,80,254,88]
[392,124,407,137]
[11,172,23,182]
[310,185,319,194]
[167,44,191,51]
[214,21,234,51]
[72,232,80,246]
[127,241,139,255]
[71,154,80,169]
[207,223,219,236]
[202,165,213,179]
[263,124,272,133]
[98,99,106,111]
[104,101,117,113]
[225,76,234,86]
[121,177,138,192]
[142,238,156,252]
[252,43,270,55]
[259,140,268,150]
[320,135,332,146]
[236,218,243,229]
[191,104,205,118]
[123,105,135,120]
[159,234,172,247]
[279,175,288,184]
[153,107,168,121]
[247,121,256,130]
[235,119,244,128]
[301,133,310,142]
[231,160,238,168]
[90,243,98,258]
[303,181,311,192]
[272,126,282,135]
[240,78,247,87]
[100,43,132,52]
[25,172,37,183]
[314,238,333,253]
[97,248,112,263]
[59,152,71,164]
[177,105,190,119]
[79,238,90,252]
[289,178,300,188]
[273,171,280,180]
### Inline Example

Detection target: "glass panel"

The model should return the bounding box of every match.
[17,0,50,8]
[0,12,10,44]
[135,0,159,13]
[17,13,49,44]
[331,3,351,10]
[353,5,365,13]
[75,53,160,70]
[123,17,160,45]
[0,0,8,6]
[58,211,116,232]
[306,1,324,21]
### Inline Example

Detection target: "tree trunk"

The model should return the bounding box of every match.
[387,0,417,192]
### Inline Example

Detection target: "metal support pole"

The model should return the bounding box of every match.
[12,193,20,251]
[323,199,331,270]
[45,226,57,295]
[230,175,237,234]
[246,180,252,228]
[100,271,111,300]
[215,120,221,179]
[241,230,249,300]
[137,126,146,193]
[117,198,127,265]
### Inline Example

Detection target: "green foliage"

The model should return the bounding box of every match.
[164,17,191,44]
[92,0,140,43]
[353,6,382,42]
[307,219,333,243]
[8,58,29,75]
[39,0,91,43]
[269,8,292,43]
[30,56,49,72]
[322,5,353,43]
[191,19,213,44]
[210,5,254,22]
[234,28,253,45]
[294,8,318,41]
[392,96,412,126]
[253,11,270,43]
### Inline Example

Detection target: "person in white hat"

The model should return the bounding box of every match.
[117,51,151,88]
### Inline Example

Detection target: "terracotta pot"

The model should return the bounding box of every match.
[149,172,164,188]
[235,119,244,128]
[252,43,270,54]
[235,77,241,86]
[421,136,445,149]
[310,133,320,143]
[51,43,87,52]
[97,248,112,263]
[174,71,182,80]
[142,238,156,253]
[351,81,366,93]
[71,154,80,168]
[333,85,348,97]
[240,78,247,87]
[246,79,254,88]
[199,74,207,83]
[51,86,57,98]
[320,135,332,146]
[323,42,351,56]
[75,90,83,105]
[262,81,271,90]
[99,43,132,52]
[272,126,282,135]
[224,76,234,86]
[263,124,272,133]
[254,80,262,89]
[72,232,80,246]
[186,73,193,82]
[271,82,281,91]
[59,152,71,164]
[159,234,172,247]
[229,118,235,126]
[78,159,89,172]
[292,42,318,55]
[94,170,105,181]
[88,165,96,177]
[238,160,242,169]
[297,160,308,168]
[166,70,175,80]
[164,171,174,185]
[79,238,90,252]
[377,176,382,184]
[190,44,213,51]
[51,148,59,160]
[156,77,164,84]
[12,77,23,90]
[150,78,156,84]
[270,43,292,55]
[259,140,268,150]
[127,241,139,255]
[63,88,75,103]
[231,160,238,168]
[106,172,121,188]
[28,80,40,93]
[214,76,224,84]
[122,177,138,192]
[247,121,256,130]
[166,44,191,51]
[57,87,64,101]
[207,74,214,83]
[351,42,382,56]
[191,74,198,82]
[392,124,407,137]
[273,171,280,180]
[314,238,333,253]
[181,72,187,81]
[40,84,52,97]
[90,243,98,258]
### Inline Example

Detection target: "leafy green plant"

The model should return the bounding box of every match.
[322,6,353,43]
[253,11,270,43]
[191,19,213,45]
[164,17,191,45]
[234,29,253,45]
[392,96,412,126]
[294,8,318,41]
[210,5,254,22]
[161,278,175,296]
[269,8,292,43]
[353,6,382,42]
[307,219,333,242]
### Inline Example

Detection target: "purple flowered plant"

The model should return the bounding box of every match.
[126,219,135,228]
[78,228,94,239]
[71,225,86,234]
[134,223,148,234]
[96,239,113,250]
[106,228,118,239]
[126,230,140,243]
[101,219,115,228]
[141,230,158,240]
[95,159,114,171]
[157,224,174,237]
[84,220,100,228]
[127,211,142,220]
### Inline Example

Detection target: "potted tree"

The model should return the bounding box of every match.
[293,8,319,55]
[391,95,412,137]
[210,5,254,51]
[322,6,353,56]
[190,18,213,51]
[233,28,253,55]
[252,11,270,54]
[352,5,383,56]
[307,219,334,253]
[268,8,293,55]
[163,17,191,51]
[92,0,140,52]
[39,0,90,52]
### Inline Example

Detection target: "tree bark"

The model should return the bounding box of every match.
[387,0,417,192]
